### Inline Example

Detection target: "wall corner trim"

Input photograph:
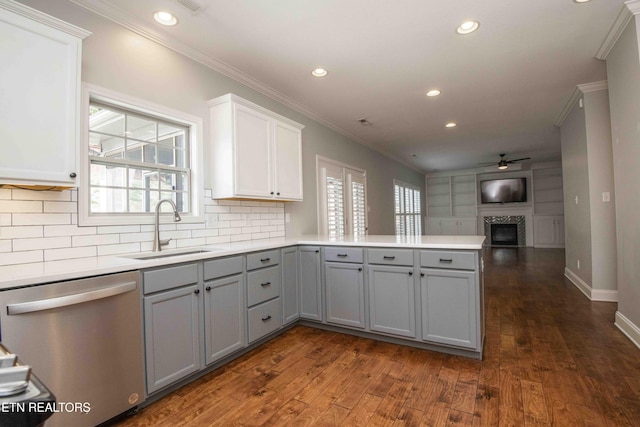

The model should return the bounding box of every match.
[595,2,639,60]
[615,311,640,350]
[564,267,618,302]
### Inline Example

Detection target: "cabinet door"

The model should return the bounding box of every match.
[299,246,322,321]
[233,103,272,197]
[0,7,86,186]
[533,216,557,247]
[325,262,365,328]
[441,219,458,235]
[425,218,443,235]
[420,268,478,349]
[144,284,201,394]
[457,218,477,235]
[554,217,565,246]
[281,247,299,324]
[368,265,416,338]
[273,121,303,200]
[204,274,245,365]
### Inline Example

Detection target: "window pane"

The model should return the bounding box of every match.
[90,162,126,187]
[90,187,127,213]
[158,145,175,166]
[125,146,142,162]
[126,115,156,142]
[89,133,125,158]
[143,144,157,164]
[89,105,124,136]
[128,189,147,213]
[158,123,185,141]
[175,148,187,168]
[129,167,155,189]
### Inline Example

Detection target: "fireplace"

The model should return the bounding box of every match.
[483,215,526,246]
[491,224,518,246]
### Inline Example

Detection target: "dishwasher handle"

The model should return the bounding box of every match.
[7,282,137,315]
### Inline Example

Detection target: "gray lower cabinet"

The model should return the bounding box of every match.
[325,261,365,328]
[281,246,299,324]
[299,246,322,321]
[248,297,282,343]
[203,273,245,364]
[420,268,478,349]
[368,265,416,338]
[144,282,201,394]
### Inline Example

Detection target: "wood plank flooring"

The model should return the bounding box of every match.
[113,248,640,426]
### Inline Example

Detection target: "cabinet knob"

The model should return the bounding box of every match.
[408,271,413,276]
[69,172,77,178]
[205,286,211,291]
[194,289,200,295]
[277,192,280,196]
[315,250,319,253]
[358,267,363,271]
[420,273,425,277]
[270,192,274,195]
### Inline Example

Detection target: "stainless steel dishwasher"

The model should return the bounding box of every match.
[0,271,144,427]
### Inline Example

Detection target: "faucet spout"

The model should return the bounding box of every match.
[153,199,182,252]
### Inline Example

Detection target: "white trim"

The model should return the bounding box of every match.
[68,0,421,174]
[595,2,638,60]
[556,81,609,127]
[564,268,618,302]
[79,83,204,226]
[0,0,91,39]
[615,311,640,350]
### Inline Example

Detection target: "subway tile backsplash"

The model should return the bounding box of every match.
[0,188,285,266]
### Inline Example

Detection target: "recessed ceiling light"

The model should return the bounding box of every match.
[573,0,591,3]
[311,68,328,77]
[154,11,178,26]
[426,89,441,97]
[456,20,480,35]
[445,122,457,128]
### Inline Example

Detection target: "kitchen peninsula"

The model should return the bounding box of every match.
[0,235,484,425]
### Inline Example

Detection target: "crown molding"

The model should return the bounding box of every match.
[555,81,608,127]
[595,1,640,60]
[67,0,422,174]
[0,0,91,38]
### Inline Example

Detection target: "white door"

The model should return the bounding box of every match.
[233,103,271,197]
[533,216,556,247]
[273,120,303,200]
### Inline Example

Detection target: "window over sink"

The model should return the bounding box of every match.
[79,84,204,226]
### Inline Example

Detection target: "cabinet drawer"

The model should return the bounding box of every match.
[143,263,198,294]
[420,250,476,271]
[367,248,414,266]
[247,266,281,306]
[248,298,282,343]
[324,247,363,263]
[246,250,280,271]
[204,256,243,281]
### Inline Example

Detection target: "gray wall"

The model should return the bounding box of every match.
[560,88,616,292]
[584,90,616,291]
[607,18,640,328]
[19,0,425,236]
[560,102,593,286]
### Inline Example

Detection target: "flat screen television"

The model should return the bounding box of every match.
[480,178,527,204]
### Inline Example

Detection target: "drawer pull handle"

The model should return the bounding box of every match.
[337,253,348,257]
[261,315,272,322]
[260,257,271,262]
[439,258,453,264]
[261,282,271,287]
[383,256,396,260]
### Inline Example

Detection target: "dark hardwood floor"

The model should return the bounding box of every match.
[114,248,640,426]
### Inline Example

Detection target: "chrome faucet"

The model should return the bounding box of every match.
[153,199,182,252]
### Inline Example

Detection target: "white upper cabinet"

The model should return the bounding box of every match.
[208,94,304,201]
[0,1,90,186]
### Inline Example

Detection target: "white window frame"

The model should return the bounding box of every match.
[79,83,204,226]
[316,156,368,238]
[394,179,422,237]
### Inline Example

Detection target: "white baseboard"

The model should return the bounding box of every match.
[564,268,618,302]
[615,311,640,350]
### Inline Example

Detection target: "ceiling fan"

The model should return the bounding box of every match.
[480,153,531,170]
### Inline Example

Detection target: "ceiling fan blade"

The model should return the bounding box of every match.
[505,157,531,163]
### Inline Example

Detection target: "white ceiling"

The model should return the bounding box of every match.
[71,0,625,172]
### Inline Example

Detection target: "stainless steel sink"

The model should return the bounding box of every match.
[121,248,220,260]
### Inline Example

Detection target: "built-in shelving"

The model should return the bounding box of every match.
[533,167,564,215]
[426,176,451,217]
[451,175,477,217]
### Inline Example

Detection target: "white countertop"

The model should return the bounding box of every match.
[0,234,485,290]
